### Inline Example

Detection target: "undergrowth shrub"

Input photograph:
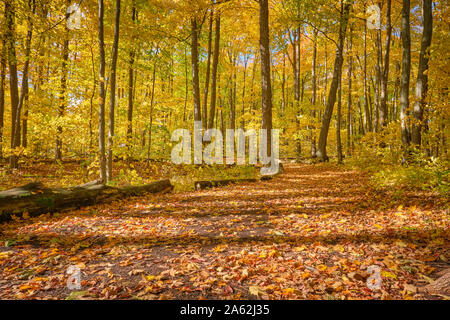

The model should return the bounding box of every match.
[349,122,449,196]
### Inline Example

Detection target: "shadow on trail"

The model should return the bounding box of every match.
[13,227,449,249]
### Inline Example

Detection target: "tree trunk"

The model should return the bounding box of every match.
[5,1,20,168]
[147,61,157,161]
[400,0,411,151]
[363,3,372,134]
[202,12,213,129]
[127,3,136,154]
[346,25,353,155]
[411,0,432,146]
[98,0,107,182]
[336,73,343,164]
[241,55,248,129]
[281,54,286,117]
[259,0,273,156]
[380,0,392,128]
[22,82,28,148]
[106,0,121,182]
[89,43,96,153]
[375,5,382,133]
[228,52,236,131]
[0,36,5,160]
[55,0,70,161]
[184,47,188,122]
[316,2,351,161]
[208,14,220,130]
[191,18,201,123]
[310,30,318,158]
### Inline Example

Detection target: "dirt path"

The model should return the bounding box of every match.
[0,164,448,299]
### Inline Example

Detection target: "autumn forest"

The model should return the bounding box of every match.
[0,0,448,302]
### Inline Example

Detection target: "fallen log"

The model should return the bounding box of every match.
[0,179,173,222]
[194,178,259,190]
[423,268,450,296]
[194,162,285,190]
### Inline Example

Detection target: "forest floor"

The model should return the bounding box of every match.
[0,163,448,300]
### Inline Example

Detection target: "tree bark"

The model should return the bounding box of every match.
[106,0,121,182]
[411,0,432,146]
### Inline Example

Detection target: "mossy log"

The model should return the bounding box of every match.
[194,162,284,190]
[0,179,173,221]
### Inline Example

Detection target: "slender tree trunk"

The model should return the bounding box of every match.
[0,35,6,160]
[411,0,432,146]
[259,0,273,156]
[106,0,121,182]
[316,2,351,161]
[336,75,343,164]
[55,0,70,161]
[12,0,34,167]
[393,60,400,121]
[375,4,382,132]
[127,3,136,154]
[363,3,372,134]
[5,1,20,168]
[400,0,411,151]
[310,30,318,158]
[202,13,213,129]
[98,0,107,182]
[296,28,302,156]
[89,42,96,153]
[191,18,201,123]
[289,28,301,156]
[281,54,286,117]
[208,14,220,129]
[147,62,157,161]
[347,25,353,155]
[241,55,248,129]
[22,81,28,148]
[228,53,236,130]
[324,44,328,107]
[380,0,392,128]
[184,47,188,122]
